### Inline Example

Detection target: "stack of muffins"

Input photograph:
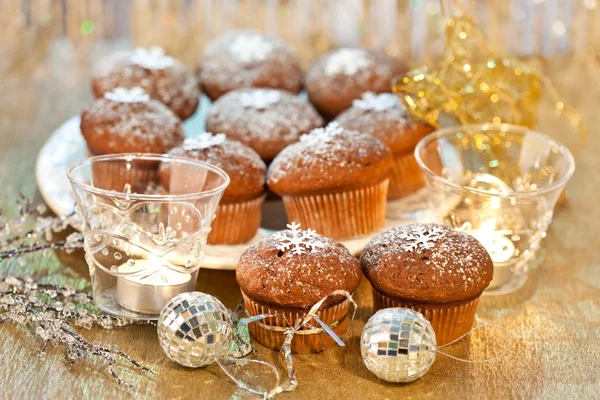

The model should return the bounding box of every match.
[76,32,496,364]
[80,32,437,243]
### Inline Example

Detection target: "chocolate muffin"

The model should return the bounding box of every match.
[80,87,184,191]
[237,223,361,353]
[306,48,407,119]
[267,122,394,240]
[335,92,436,199]
[160,134,266,245]
[205,88,323,161]
[92,47,200,120]
[360,223,493,345]
[199,30,303,101]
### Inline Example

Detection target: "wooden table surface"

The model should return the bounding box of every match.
[0,42,599,400]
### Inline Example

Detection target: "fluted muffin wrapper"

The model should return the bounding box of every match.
[208,195,266,245]
[242,292,351,354]
[388,152,425,199]
[388,146,444,199]
[88,148,158,192]
[280,179,389,240]
[372,289,480,346]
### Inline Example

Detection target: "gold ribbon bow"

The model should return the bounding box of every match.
[237,290,357,398]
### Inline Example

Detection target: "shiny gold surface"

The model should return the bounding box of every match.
[0,45,599,400]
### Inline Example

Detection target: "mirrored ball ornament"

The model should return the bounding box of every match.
[158,292,232,368]
[361,308,437,383]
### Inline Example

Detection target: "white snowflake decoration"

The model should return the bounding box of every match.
[238,89,280,110]
[229,34,275,63]
[324,48,373,76]
[182,133,227,151]
[131,46,175,70]
[398,225,445,253]
[273,222,325,256]
[353,92,404,112]
[299,122,345,146]
[104,87,150,103]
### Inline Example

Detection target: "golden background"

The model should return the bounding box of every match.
[0,1,599,399]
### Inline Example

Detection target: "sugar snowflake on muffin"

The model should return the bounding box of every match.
[131,46,175,69]
[181,133,227,151]
[299,122,345,146]
[273,222,325,255]
[229,33,275,63]
[103,87,150,103]
[398,225,445,253]
[353,92,404,112]
[324,48,373,76]
[238,89,281,110]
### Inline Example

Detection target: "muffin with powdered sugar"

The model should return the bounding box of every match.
[267,122,393,240]
[206,87,323,162]
[305,48,407,119]
[80,86,184,191]
[160,133,266,244]
[92,47,200,120]
[199,31,303,101]
[335,92,436,198]
[360,223,493,345]
[237,222,361,353]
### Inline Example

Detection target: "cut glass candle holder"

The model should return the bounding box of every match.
[415,124,575,295]
[68,154,229,319]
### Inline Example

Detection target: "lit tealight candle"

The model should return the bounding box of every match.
[116,259,195,315]
[469,228,516,289]
[472,231,515,264]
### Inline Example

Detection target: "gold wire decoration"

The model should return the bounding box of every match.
[393,1,587,148]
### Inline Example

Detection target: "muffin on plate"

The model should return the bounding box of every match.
[159,133,266,245]
[237,222,361,353]
[205,88,323,162]
[335,92,435,199]
[360,223,493,345]
[306,48,407,119]
[267,122,393,240]
[92,47,200,120]
[80,87,184,191]
[199,30,303,101]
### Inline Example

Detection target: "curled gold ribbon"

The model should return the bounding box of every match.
[251,312,349,337]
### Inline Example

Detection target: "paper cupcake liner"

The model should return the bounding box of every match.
[388,152,425,199]
[281,180,389,240]
[208,195,266,245]
[87,148,158,192]
[242,292,351,354]
[388,149,444,199]
[372,289,480,346]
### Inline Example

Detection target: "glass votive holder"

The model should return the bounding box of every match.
[415,124,575,295]
[67,154,229,319]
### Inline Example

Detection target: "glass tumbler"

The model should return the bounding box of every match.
[415,124,575,295]
[68,154,229,319]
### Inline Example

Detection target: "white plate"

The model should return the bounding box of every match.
[37,115,87,217]
[36,100,429,270]
[36,96,211,216]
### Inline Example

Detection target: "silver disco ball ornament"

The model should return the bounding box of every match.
[361,308,437,383]
[158,292,232,368]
